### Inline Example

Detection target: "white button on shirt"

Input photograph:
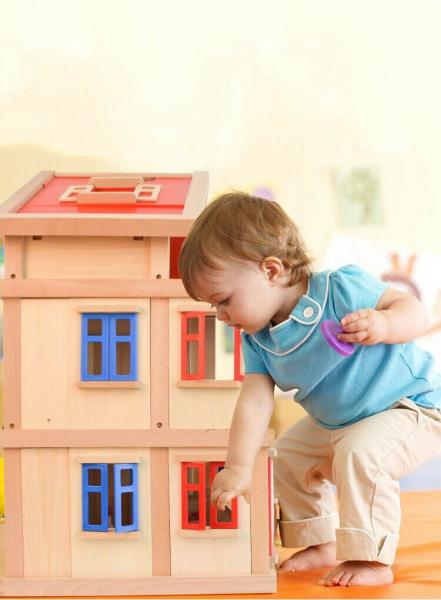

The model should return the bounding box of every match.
[303,306,314,318]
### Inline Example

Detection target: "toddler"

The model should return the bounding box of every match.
[178,192,441,587]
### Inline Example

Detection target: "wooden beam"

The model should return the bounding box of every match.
[3,573,276,596]
[150,449,171,576]
[4,449,24,577]
[0,171,54,214]
[0,214,193,237]
[150,299,169,429]
[4,236,24,279]
[55,171,194,178]
[3,300,21,430]
[0,429,274,449]
[183,171,209,218]
[0,278,187,299]
[251,449,270,575]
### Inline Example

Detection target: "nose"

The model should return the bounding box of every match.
[216,306,229,322]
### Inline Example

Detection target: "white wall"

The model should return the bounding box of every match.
[1,0,441,261]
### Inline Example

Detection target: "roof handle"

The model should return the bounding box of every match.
[59,177,161,204]
[88,176,144,188]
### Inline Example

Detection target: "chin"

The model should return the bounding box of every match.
[242,325,259,334]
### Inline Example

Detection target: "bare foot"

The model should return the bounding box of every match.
[318,560,393,586]
[278,542,340,572]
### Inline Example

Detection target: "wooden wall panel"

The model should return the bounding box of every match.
[22,449,71,577]
[168,299,241,429]
[21,299,150,429]
[251,449,270,574]
[169,449,251,577]
[70,448,151,578]
[23,236,150,279]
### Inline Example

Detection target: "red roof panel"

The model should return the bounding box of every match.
[17,175,190,214]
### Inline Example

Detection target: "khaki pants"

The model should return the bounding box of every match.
[273,398,441,565]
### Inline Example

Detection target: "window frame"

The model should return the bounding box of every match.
[82,463,109,532]
[181,461,238,531]
[181,311,243,381]
[82,463,139,533]
[81,313,138,382]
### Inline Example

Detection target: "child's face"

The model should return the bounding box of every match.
[194,260,284,334]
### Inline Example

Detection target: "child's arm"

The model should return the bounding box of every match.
[211,372,275,510]
[338,287,429,345]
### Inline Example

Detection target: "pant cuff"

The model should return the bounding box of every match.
[279,512,339,547]
[336,528,399,565]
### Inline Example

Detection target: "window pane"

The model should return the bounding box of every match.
[87,342,102,375]
[88,492,102,525]
[187,467,199,484]
[187,317,199,334]
[205,315,216,379]
[116,342,130,375]
[88,468,101,486]
[187,491,200,523]
[216,505,233,523]
[214,321,235,380]
[121,492,133,526]
[187,341,199,375]
[121,469,133,486]
[108,465,115,529]
[88,319,102,336]
[116,318,130,336]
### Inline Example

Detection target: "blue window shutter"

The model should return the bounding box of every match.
[114,464,138,532]
[81,314,109,381]
[82,464,108,532]
[109,314,137,381]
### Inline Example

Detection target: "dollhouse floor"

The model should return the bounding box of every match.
[1,491,441,598]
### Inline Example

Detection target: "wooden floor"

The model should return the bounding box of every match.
[2,493,441,598]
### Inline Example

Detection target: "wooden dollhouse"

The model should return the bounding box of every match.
[0,171,276,596]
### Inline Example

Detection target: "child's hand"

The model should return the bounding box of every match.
[210,465,252,510]
[337,309,389,345]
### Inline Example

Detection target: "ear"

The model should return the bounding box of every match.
[261,256,284,282]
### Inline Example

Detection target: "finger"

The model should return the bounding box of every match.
[341,318,369,333]
[216,491,235,511]
[341,310,368,325]
[337,330,369,343]
[210,487,224,506]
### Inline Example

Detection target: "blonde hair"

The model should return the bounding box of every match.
[179,191,312,300]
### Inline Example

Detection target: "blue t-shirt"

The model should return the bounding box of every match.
[241,264,441,429]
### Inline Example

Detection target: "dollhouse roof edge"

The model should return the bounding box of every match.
[0,171,208,237]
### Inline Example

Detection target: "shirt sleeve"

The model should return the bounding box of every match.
[241,332,269,375]
[329,264,389,319]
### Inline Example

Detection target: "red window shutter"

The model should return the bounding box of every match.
[208,462,238,529]
[170,237,185,279]
[181,462,206,530]
[234,327,244,382]
[181,313,206,380]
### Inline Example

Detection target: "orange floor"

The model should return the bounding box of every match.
[150,491,441,600]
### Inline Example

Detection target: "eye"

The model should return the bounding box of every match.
[219,298,230,306]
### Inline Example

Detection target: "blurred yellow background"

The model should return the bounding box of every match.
[2,0,441,259]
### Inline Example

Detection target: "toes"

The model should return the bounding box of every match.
[339,572,353,587]
[328,574,343,586]
[319,567,345,587]
[278,557,296,572]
